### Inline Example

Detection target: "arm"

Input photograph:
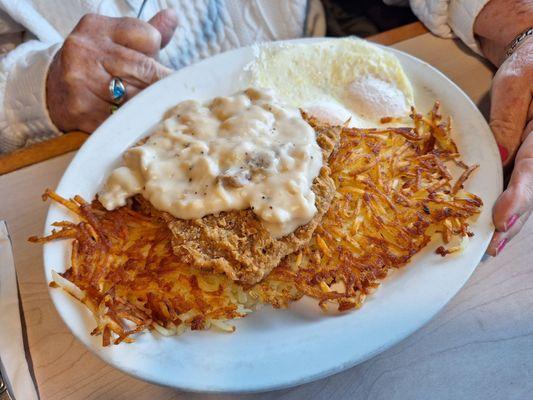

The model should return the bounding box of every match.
[45,10,177,133]
[0,7,62,153]
[0,41,62,154]
[474,0,532,66]
[473,0,533,255]
[0,8,178,153]
[408,0,490,52]
[403,0,533,255]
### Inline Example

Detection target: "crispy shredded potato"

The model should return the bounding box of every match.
[30,103,482,345]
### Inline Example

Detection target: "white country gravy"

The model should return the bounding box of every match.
[98,88,323,238]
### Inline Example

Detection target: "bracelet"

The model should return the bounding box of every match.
[503,27,533,61]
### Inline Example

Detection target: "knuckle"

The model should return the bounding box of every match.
[60,35,89,65]
[489,118,521,140]
[78,13,100,29]
[61,36,78,56]
[490,118,513,132]
[60,36,97,82]
[62,69,79,85]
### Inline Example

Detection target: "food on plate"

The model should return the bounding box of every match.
[30,102,482,346]
[98,88,325,238]
[248,39,415,127]
[31,39,483,346]
[98,88,341,284]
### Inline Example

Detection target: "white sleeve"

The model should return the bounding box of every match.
[0,5,63,154]
[408,0,490,55]
[0,40,62,153]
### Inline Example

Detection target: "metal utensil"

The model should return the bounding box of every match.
[137,0,149,18]
[0,222,15,400]
[0,365,13,400]
[0,221,38,400]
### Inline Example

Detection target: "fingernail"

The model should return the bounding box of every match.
[496,238,508,255]
[505,214,520,231]
[498,144,508,162]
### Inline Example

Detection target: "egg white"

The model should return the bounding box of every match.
[247,38,415,128]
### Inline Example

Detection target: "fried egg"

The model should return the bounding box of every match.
[247,38,415,128]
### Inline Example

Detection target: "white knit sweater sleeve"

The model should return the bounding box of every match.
[407,0,490,55]
[0,2,65,154]
[0,40,61,153]
[385,0,490,54]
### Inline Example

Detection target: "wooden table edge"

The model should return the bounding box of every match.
[367,21,428,46]
[0,21,428,176]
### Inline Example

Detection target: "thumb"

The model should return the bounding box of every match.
[148,8,178,49]
[492,129,533,232]
[487,129,533,256]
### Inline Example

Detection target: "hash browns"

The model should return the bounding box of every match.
[30,103,482,345]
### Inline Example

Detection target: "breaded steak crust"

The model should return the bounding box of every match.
[135,116,341,284]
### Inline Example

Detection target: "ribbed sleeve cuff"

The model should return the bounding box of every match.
[0,41,62,153]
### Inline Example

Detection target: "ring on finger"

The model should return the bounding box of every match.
[108,76,126,105]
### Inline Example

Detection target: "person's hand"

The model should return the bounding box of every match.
[486,38,532,256]
[46,9,178,133]
[474,0,533,256]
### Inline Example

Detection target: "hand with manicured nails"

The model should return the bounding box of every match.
[474,0,533,256]
[488,38,533,256]
[46,9,178,133]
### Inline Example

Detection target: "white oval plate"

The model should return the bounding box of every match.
[43,38,502,393]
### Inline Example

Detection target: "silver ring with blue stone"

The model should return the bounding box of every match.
[108,77,126,106]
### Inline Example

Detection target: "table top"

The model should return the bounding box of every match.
[1,30,531,400]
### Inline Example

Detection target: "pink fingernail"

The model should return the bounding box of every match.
[498,144,509,162]
[505,214,519,231]
[496,238,508,255]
